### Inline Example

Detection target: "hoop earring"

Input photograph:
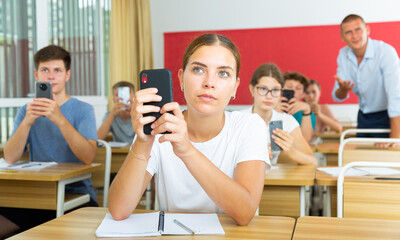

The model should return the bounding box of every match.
[231,95,236,100]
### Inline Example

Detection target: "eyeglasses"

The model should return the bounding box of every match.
[255,86,281,97]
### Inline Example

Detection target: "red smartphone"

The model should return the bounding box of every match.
[140,69,173,135]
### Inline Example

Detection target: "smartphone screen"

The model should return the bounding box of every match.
[35,82,52,99]
[118,87,130,108]
[282,89,294,103]
[140,69,173,135]
[269,120,283,151]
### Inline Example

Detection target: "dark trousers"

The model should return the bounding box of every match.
[357,110,390,138]
[0,198,98,234]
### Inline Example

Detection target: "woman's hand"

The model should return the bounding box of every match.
[151,102,195,159]
[130,88,161,143]
[271,128,294,153]
[310,103,321,117]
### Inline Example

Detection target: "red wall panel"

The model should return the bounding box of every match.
[164,21,400,105]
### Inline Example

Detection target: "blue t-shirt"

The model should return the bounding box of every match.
[293,111,316,130]
[11,97,98,201]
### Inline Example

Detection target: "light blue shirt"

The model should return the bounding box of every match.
[332,38,400,118]
[11,98,98,201]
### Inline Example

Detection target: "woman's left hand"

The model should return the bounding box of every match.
[151,102,195,159]
[271,128,294,152]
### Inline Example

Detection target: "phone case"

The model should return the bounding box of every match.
[282,89,294,102]
[118,87,130,106]
[269,120,283,151]
[140,69,173,135]
[35,82,52,99]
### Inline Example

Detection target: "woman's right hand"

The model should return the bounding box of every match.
[131,88,161,143]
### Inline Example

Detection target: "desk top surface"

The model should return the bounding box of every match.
[10,207,296,240]
[265,164,316,186]
[316,167,400,186]
[0,163,101,181]
[315,142,400,154]
[293,216,400,239]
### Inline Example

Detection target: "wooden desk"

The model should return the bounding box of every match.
[95,146,129,174]
[0,163,101,217]
[315,130,356,143]
[314,142,394,166]
[316,168,400,218]
[9,207,296,240]
[293,216,400,239]
[260,164,316,217]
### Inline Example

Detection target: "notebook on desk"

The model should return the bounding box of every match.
[0,158,57,170]
[95,211,225,237]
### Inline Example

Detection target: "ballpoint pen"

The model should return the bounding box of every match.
[173,219,195,235]
[21,163,42,168]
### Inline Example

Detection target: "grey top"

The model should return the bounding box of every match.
[103,112,136,143]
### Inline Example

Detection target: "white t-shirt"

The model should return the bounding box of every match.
[146,111,270,213]
[241,107,299,164]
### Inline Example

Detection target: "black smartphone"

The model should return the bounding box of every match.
[282,89,294,103]
[140,69,173,135]
[269,120,283,151]
[35,81,52,99]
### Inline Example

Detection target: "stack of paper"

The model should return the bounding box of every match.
[96,212,225,237]
[0,158,57,170]
[317,167,400,177]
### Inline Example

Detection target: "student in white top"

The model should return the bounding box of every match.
[246,63,316,165]
[108,34,270,225]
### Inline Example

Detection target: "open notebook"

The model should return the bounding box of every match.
[317,167,400,177]
[95,211,225,237]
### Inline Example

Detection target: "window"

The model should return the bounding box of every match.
[0,0,110,143]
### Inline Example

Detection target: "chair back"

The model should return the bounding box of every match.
[92,140,111,207]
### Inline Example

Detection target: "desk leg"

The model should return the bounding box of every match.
[322,186,332,217]
[56,173,92,217]
[300,186,305,216]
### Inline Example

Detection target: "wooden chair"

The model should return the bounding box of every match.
[337,161,400,219]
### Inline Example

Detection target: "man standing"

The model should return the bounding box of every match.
[332,14,400,146]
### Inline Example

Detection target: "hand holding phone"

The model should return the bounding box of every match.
[35,82,52,99]
[117,87,130,110]
[269,120,283,151]
[282,89,294,103]
[140,69,173,135]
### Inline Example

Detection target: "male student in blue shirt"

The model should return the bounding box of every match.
[332,14,400,147]
[0,45,98,238]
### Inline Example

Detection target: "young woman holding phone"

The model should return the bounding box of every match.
[108,34,270,225]
[244,63,316,165]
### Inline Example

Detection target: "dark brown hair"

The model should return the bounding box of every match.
[112,81,135,93]
[34,45,71,70]
[182,34,241,78]
[308,79,321,90]
[283,71,310,90]
[250,63,284,87]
